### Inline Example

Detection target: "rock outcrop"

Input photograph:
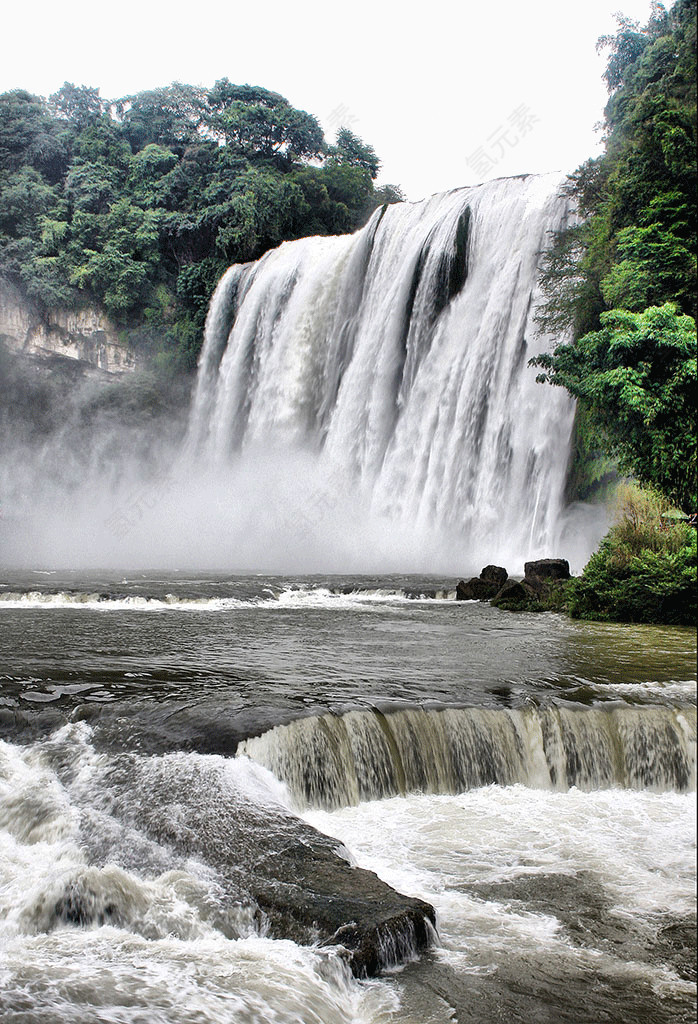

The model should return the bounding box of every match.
[492,558,572,611]
[480,564,508,587]
[491,579,534,604]
[524,558,571,581]
[68,750,437,979]
[456,560,572,611]
[456,564,509,600]
[0,277,136,374]
[249,832,436,976]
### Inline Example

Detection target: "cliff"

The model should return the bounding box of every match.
[0,278,136,375]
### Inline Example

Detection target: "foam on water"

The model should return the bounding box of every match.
[0,591,252,611]
[0,930,400,1024]
[305,785,697,997]
[0,727,401,1023]
[586,679,697,701]
[0,585,451,611]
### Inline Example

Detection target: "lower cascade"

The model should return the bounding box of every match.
[238,705,698,809]
[186,173,581,570]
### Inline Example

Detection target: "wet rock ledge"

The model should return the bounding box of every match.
[249,833,436,976]
[51,752,436,979]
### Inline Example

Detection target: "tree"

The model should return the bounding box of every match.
[65,160,120,214]
[327,127,381,179]
[532,304,696,510]
[538,0,697,335]
[206,79,323,160]
[117,83,207,154]
[66,199,163,317]
[0,90,67,182]
[49,82,103,131]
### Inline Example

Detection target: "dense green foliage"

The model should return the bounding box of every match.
[534,0,697,513]
[534,303,696,509]
[0,81,402,369]
[562,404,618,503]
[567,484,697,624]
[537,0,696,336]
[533,1,697,626]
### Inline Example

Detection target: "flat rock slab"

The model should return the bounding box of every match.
[52,744,435,977]
[250,835,436,976]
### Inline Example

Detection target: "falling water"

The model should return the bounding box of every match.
[187,173,580,571]
[239,705,698,809]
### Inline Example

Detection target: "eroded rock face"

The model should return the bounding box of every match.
[0,278,136,374]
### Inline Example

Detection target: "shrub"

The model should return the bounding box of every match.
[568,483,696,624]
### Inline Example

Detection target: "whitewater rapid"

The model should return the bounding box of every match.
[1,571,696,1022]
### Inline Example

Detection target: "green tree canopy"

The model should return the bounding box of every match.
[49,82,103,131]
[116,83,208,154]
[538,0,697,335]
[535,0,697,511]
[206,79,323,160]
[533,304,696,510]
[328,127,381,179]
[0,79,401,370]
[0,90,67,181]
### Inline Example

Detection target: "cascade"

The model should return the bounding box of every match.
[187,173,579,569]
[238,705,697,809]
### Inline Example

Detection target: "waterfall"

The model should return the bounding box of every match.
[237,706,697,809]
[187,173,580,570]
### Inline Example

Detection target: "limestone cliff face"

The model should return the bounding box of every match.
[0,278,136,374]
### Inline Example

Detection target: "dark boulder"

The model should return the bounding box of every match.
[491,579,535,605]
[457,577,494,600]
[520,573,548,597]
[524,558,570,581]
[480,565,508,587]
[251,837,436,977]
[456,565,509,601]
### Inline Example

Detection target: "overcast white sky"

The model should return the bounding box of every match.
[3,0,656,200]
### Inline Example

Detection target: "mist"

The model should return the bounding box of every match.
[0,375,607,577]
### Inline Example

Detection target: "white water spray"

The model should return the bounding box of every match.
[2,173,605,572]
[188,173,583,572]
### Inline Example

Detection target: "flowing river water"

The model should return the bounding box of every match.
[0,571,695,1023]
[0,172,694,1023]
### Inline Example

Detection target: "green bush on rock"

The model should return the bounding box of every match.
[567,484,696,624]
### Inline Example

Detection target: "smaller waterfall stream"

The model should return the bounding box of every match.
[238,705,697,809]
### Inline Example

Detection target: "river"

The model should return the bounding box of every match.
[0,571,695,1023]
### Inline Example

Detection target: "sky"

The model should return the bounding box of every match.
[3,0,657,200]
